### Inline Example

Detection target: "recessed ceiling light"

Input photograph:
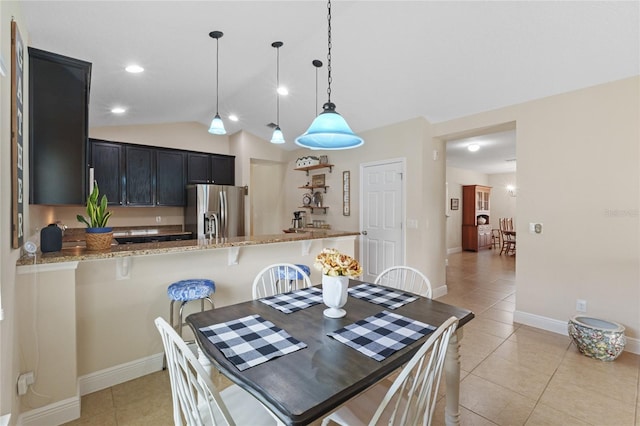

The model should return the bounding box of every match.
[125,64,144,73]
[467,144,480,152]
[228,114,239,122]
[111,107,126,114]
[277,86,288,96]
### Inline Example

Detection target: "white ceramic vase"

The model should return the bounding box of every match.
[322,275,349,318]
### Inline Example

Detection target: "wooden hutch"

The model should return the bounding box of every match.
[462,185,492,251]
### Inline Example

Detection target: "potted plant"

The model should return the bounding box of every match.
[77,182,113,250]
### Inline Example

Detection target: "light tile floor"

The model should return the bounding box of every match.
[65,249,639,425]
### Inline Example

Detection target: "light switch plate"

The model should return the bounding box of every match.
[529,223,543,234]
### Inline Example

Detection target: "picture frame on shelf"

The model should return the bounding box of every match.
[450,198,459,210]
[312,173,325,187]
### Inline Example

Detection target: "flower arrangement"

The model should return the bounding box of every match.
[314,248,362,278]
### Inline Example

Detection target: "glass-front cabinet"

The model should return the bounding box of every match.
[462,185,492,251]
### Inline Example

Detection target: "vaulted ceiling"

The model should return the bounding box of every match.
[21,1,639,172]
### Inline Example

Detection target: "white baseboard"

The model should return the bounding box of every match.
[79,352,164,396]
[514,310,640,355]
[447,247,462,255]
[17,396,79,426]
[432,284,448,299]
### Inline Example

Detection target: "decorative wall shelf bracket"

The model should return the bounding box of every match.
[301,240,312,256]
[227,247,240,265]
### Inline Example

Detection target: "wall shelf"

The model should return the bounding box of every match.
[294,164,334,176]
[298,185,329,193]
[298,205,329,214]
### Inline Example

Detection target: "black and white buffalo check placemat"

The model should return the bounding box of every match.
[327,310,436,361]
[347,283,419,310]
[259,287,323,314]
[199,314,307,371]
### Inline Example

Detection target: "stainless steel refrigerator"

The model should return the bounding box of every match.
[185,184,246,239]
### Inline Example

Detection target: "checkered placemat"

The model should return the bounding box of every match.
[199,314,307,371]
[259,287,323,314]
[327,310,436,361]
[347,283,419,309]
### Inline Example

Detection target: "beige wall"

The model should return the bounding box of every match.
[488,172,517,223]
[435,76,640,340]
[284,117,447,289]
[1,2,29,420]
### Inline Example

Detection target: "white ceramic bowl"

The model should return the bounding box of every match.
[568,316,626,361]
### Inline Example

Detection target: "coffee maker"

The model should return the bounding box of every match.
[291,211,305,229]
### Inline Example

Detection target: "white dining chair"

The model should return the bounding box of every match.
[374,266,433,298]
[252,263,312,299]
[321,316,459,426]
[154,317,279,426]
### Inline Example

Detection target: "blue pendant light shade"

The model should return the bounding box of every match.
[295,0,363,150]
[209,113,226,135]
[208,31,226,135]
[295,103,363,150]
[270,126,285,144]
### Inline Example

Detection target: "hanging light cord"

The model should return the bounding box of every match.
[276,46,280,126]
[215,36,220,115]
[326,0,332,104]
[315,65,319,116]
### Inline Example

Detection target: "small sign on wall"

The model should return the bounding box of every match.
[11,20,24,249]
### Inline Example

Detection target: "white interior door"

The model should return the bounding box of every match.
[360,159,405,283]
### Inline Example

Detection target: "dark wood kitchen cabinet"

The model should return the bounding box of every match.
[29,47,91,204]
[187,152,235,185]
[211,154,235,185]
[90,140,124,205]
[187,153,210,184]
[125,146,155,206]
[156,149,186,206]
[90,140,187,206]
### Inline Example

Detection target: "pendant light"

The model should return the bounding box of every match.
[270,41,285,144]
[208,30,226,135]
[295,0,364,150]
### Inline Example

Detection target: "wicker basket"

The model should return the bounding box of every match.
[85,231,114,251]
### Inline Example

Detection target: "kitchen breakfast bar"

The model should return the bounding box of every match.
[14,230,359,424]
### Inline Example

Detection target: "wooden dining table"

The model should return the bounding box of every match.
[187,280,474,426]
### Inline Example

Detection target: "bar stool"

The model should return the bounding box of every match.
[167,279,215,338]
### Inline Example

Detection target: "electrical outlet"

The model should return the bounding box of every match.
[155,216,162,223]
[17,371,34,396]
[576,299,587,312]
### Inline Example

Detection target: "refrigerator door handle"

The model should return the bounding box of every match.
[220,191,227,238]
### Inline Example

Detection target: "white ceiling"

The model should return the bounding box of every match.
[20,1,639,171]
[445,129,517,174]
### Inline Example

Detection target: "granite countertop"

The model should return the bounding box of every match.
[16,229,361,266]
[62,225,192,242]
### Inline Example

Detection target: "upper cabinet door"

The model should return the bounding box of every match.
[156,149,186,206]
[125,146,155,206]
[187,153,211,183]
[29,48,91,204]
[211,154,235,185]
[90,139,124,205]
